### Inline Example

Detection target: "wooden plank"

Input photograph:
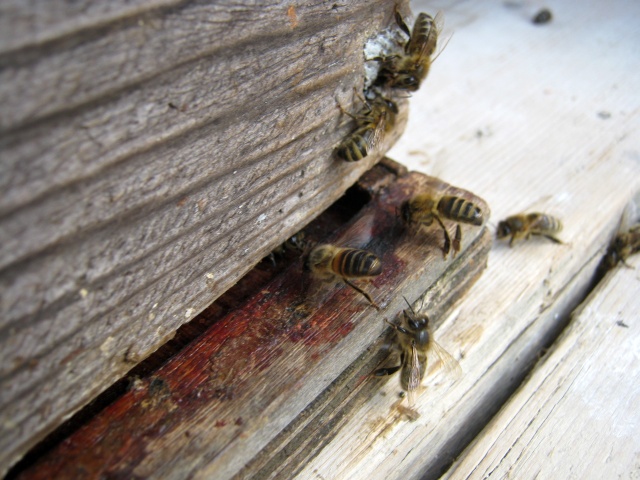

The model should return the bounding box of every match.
[0,1,178,55]
[443,254,640,480]
[0,0,411,473]
[0,1,390,132]
[291,0,640,478]
[11,169,491,480]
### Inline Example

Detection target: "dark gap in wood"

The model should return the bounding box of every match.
[0,147,370,386]
[4,168,380,480]
[0,92,352,347]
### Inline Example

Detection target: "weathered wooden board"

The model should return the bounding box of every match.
[0,0,411,472]
[11,168,491,480]
[444,254,640,480]
[290,0,640,478]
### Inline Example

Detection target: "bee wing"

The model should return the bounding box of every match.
[412,11,444,63]
[429,339,462,380]
[366,110,387,152]
[433,12,445,37]
[337,211,376,248]
[406,343,422,407]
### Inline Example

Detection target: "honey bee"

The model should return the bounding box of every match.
[335,93,398,162]
[601,224,640,271]
[401,192,484,258]
[375,10,442,91]
[496,213,563,246]
[305,244,382,309]
[375,299,461,405]
[267,232,308,266]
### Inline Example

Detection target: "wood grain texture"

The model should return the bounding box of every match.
[12,170,491,480]
[0,0,410,473]
[443,254,640,480]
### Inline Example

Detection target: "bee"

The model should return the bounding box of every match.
[375,299,461,405]
[601,224,640,271]
[401,191,484,258]
[335,93,398,162]
[267,232,308,266]
[375,10,442,91]
[305,244,382,309]
[496,213,563,246]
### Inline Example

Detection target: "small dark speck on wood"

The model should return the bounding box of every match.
[532,8,553,25]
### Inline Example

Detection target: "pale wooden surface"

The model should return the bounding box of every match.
[443,255,640,480]
[296,0,640,478]
[0,0,410,473]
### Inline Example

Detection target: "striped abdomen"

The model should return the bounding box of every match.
[336,107,386,162]
[408,13,438,58]
[335,126,374,162]
[529,213,562,234]
[437,195,484,225]
[332,248,382,278]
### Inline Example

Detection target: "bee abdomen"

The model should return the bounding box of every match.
[530,213,562,233]
[409,13,436,55]
[438,196,484,225]
[335,128,372,162]
[333,248,382,278]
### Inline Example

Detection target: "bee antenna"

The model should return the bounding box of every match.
[402,296,416,314]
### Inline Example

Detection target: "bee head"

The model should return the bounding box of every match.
[288,232,307,252]
[404,309,429,331]
[470,205,485,226]
[496,220,512,238]
[394,73,420,91]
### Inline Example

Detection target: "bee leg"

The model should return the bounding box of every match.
[620,258,634,269]
[343,278,380,310]
[452,224,462,255]
[394,7,412,38]
[434,215,451,258]
[370,53,401,62]
[385,319,411,337]
[542,234,563,244]
[374,365,402,376]
[351,86,369,108]
[336,101,358,120]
